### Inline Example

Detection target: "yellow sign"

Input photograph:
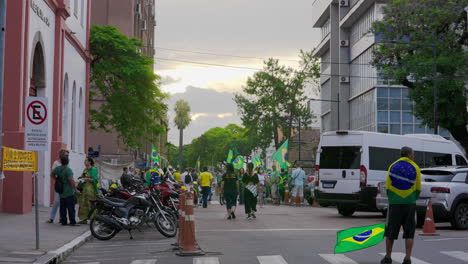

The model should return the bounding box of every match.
[2,147,37,172]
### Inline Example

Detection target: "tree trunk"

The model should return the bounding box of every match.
[178,128,183,169]
[450,124,468,155]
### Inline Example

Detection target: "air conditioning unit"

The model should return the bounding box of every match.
[135,4,142,17]
[340,76,350,83]
[340,39,349,47]
[141,20,147,31]
[340,0,349,7]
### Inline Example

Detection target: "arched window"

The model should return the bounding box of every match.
[30,43,45,97]
[62,74,69,145]
[71,82,76,150]
[74,0,78,17]
[78,88,83,152]
[80,0,84,26]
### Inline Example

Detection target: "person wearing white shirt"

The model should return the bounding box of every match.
[47,149,69,223]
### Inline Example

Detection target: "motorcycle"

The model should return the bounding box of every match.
[89,190,177,240]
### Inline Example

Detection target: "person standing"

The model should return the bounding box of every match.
[199,167,214,208]
[48,149,69,223]
[257,168,266,208]
[173,168,181,184]
[52,155,79,226]
[270,165,280,205]
[243,163,260,219]
[291,164,306,206]
[221,163,238,220]
[78,158,99,224]
[381,147,421,264]
[237,168,245,205]
[278,168,288,202]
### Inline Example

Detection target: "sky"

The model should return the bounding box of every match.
[154,0,321,145]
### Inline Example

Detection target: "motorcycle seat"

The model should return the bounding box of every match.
[102,198,126,207]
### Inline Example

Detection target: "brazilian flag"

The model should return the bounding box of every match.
[233,156,244,169]
[151,145,160,163]
[252,156,262,168]
[226,149,234,163]
[334,223,386,253]
[272,139,290,169]
[195,156,201,172]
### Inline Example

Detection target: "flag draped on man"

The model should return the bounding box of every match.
[233,156,245,169]
[334,223,386,253]
[386,157,421,204]
[272,139,290,169]
[226,149,234,163]
[151,145,160,163]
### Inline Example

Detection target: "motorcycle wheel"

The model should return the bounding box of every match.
[90,217,119,240]
[153,211,177,238]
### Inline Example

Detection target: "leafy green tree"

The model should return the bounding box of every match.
[235,50,320,149]
[372,0,468,152]
[89,25,167,148]
[174,100,191,169]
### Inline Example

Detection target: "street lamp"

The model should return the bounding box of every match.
[307,98,341,130]
[377,38,439,134]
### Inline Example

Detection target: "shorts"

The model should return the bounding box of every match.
[224,192,238,210]
[291,184,304,197]
[385,204,416,240]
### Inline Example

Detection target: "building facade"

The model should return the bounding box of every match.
[0,0,91,213]
[89,0,166,166]
[311,0,449,136]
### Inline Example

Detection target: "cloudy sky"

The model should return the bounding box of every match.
[154,0,321,145]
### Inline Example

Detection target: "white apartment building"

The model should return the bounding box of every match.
[311,0,450,136]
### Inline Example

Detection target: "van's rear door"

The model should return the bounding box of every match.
[319,145,362,194]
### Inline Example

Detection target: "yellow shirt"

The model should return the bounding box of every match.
[174,172,181,183]
[199,172,213,187]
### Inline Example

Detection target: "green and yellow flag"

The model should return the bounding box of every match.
[226,149,234,163]
[233,156,245,169]
[195,156,201,172]
[334,223,386,253]
[151,145,160,163]
[272,139,290,169]
[252,156,262,168]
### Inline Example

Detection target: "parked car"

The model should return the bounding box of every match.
[314,131,467,217]
[377,166,468,229]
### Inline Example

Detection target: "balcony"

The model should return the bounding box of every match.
[340,0,375,28]
[312,0,335,28]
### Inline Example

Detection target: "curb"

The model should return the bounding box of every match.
[33,231,92,264]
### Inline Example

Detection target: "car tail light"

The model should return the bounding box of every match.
[314,165,320,187]
[360,165,367,187]
[431,187,450,193]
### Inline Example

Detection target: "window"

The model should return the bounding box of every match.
[71,83,76,150]
[378,124,389,133]
[369,147,401,171]
[74,0,78,17]
[456,155,468,166]
[377,98,388,110]
[350,5,375,45]
[452,172,468,183]
[390,111,400,122]
[389,99,401,110]
[390,124,401,134]
[402,124,413,134]
[378,111,388,122]
[320,146,361,169]
[402,112,413,123]
[424,152,452,167]
[62,74,69,144]
[389,88,401,98]
[80,0,84,26]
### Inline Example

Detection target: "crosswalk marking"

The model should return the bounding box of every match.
[319,254,358,264]
[193,257,220,264]
[380,253,431,264]
[257,255,288,264]
[130,260,157,264]
[441,251,468,262]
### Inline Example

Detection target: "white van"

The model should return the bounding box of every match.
[314,131,467,217]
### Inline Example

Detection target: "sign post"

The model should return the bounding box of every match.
[1,147,38,248]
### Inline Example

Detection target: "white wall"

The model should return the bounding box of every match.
[65,0,88,46]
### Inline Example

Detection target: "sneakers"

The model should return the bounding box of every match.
[227,215,232,220]
[246,214,252,220]
[231,212,236,219]
[402,258,411,264]
[251,213,256,219]
[380,256,392,264]
[46,219,53,223]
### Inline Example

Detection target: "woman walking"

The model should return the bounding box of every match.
[221,163,239,220]
[78,157,99,224]
[243,163,260,219]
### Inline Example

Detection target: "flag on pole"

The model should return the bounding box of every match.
[334,223,386,253]
[272,139,289,169]
[252,156,262,168]
[195,156,201,172]
[233,156,245,169]
[226,149,234,163]
[151,145,160,163]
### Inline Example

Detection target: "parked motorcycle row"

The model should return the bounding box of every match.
[87,176,182,240]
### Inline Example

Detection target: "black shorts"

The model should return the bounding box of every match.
[385,204,416,240]
[224,192,238,210]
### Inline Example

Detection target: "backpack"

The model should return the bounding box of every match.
[185,174,192,184]
[54,168,64,194]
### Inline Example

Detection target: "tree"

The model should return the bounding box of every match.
[174,100,191,169]
[372,0,468,152]
[89,25,167,148]
[234,50,320,149]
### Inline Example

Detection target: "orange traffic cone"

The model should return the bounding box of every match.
[174,191,186,248]
[419,200,439,236]
[283,185,289,205]
[176,191,205,256]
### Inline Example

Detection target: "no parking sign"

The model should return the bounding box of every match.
[25,97,49,151]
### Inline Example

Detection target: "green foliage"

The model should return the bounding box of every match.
[182,124,255,169]
[89,25,167,148]
[166,142,179,167]
[372,0,468,152]
[235,50,320,149]
[174,100,191,130]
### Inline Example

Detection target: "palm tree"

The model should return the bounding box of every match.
[174,100,191,170]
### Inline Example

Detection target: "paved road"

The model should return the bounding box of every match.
[65,203,468,264]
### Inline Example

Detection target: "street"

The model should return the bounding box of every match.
[65,203,468,264]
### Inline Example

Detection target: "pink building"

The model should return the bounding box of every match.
[0,0,91,214]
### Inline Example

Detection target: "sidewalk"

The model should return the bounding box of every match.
[0,205,90,263]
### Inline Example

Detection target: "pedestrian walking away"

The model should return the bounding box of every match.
[243,162,260,219]
[221,163,239,220]
[237,168,245,205]
[199,166,214,208]
[77,157,100,224]
[48,149,69,223]
[291,164,306,206]
[52,155,80,226]
[270,165,280,205]
[381,146,421,264]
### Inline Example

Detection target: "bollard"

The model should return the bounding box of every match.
[176,191,205,256]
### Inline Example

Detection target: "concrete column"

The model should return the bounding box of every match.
[338,3,350,130]
[329,3,340,131]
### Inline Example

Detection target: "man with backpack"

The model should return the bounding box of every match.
[52,154,80,226]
